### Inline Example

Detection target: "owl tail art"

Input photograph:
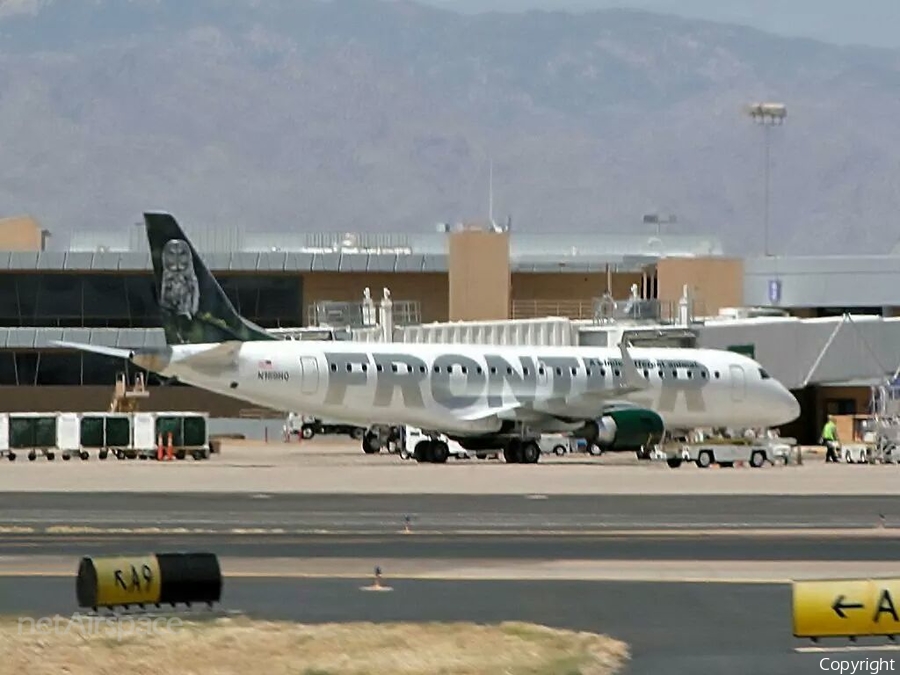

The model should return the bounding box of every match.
[144,212,276,346]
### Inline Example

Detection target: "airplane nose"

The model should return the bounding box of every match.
[779,386,801,424]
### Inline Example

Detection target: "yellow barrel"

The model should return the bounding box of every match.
[76,555,161,609]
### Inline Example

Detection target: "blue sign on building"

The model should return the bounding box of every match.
[768,279,782,304]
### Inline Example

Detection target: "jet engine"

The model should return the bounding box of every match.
[583,408,665,451]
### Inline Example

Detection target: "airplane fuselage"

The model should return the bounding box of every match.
[154,341,800,435]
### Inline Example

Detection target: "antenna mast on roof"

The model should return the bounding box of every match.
[488,155,494,227]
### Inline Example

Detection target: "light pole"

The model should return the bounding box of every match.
[746,102,786,257]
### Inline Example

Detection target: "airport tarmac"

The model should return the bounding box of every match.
[2,574,892,674]
[4,467,898,673]
[0,440,897,494]
[2,492,900,532]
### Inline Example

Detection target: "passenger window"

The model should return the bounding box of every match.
[759,368,771,379]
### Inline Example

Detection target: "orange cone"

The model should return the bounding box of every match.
[166,432,174,461]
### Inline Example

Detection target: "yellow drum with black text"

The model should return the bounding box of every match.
[76,555,161,609]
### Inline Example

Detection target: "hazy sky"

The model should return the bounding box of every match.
[424,1,900,50]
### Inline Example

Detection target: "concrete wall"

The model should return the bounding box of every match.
[657,257,744,317]
[448,230,511,321]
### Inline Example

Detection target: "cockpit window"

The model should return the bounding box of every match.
[759,368,771,379]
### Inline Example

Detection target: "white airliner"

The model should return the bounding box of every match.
[56,213,801,464]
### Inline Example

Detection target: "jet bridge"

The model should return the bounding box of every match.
[693,314,900,390]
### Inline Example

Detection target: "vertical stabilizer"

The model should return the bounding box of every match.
[144,212,275,345]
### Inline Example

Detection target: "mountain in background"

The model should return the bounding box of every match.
[0,0,898,254]
[426,0,900,50]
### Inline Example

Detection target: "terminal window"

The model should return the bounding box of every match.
[0,350,163,386]
[0,273,302,328]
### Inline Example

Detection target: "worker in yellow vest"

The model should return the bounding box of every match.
[821,416,839,463]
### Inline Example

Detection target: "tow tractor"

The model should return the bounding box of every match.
[651,436,795,469]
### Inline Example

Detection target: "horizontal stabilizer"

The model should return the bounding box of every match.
[51,341,135,360]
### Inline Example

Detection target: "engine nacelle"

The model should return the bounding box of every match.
[588,408,665,451]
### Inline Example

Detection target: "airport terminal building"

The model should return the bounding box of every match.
[0,213,897,443]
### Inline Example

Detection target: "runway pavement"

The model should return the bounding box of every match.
[3,576,890,675]
[2,492,900,532]
[5,492,900,673]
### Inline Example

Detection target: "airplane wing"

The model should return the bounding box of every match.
[455,343,650,425]
[457,401,522,422]
[618,340,650,391]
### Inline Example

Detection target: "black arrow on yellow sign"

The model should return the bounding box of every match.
[832,595,865,619]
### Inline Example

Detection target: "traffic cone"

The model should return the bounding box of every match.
[360,564,392,592]
[156,433,163,461]
[166,433,174,461]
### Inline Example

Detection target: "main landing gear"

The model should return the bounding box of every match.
[503,438,541,464]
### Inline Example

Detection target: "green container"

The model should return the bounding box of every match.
[80,416,105,448]
[105,417,131,447]
[34,417,57,447]
[9,417,35,449]
[183,416,207,447]
[156,416,183,447]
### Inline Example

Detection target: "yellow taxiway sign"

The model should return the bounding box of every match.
[793,578,900,638]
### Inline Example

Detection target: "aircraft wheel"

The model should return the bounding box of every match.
[46,452,55,461]
[362,432,382,454]
[431,441,450,464]
[696,451,712,468]
[414,440,432,462]
[27,451,36,461]
[7,452,14,461]
[521,441,540,464]
[503,438,522,464]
